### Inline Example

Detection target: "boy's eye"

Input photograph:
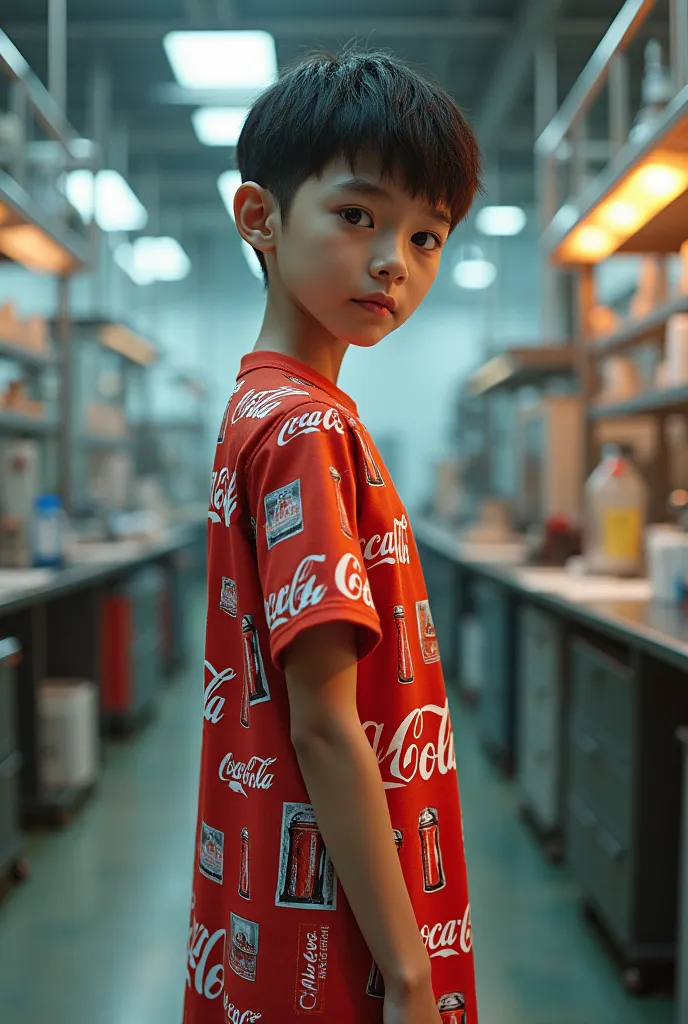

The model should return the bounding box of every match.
[412,231,441,251]
[340,207,373,228]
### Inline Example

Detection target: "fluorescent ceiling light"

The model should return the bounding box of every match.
[192,107,249,146]
[476,205,526,236]
[64,170,147,232]
[453,257,497,290]
[163,31,277,89]
[114,237,191,286]
[218,170,243,221]
[241,239,264,280]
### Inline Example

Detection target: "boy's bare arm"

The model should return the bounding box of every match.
[284,621,441,1020]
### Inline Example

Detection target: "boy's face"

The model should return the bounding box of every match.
[268,154,451,348]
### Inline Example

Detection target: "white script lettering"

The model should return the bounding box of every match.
[362,700,456,790]
[277,407,346,446]
[264,554,328,632]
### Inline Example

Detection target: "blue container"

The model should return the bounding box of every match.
[33,495,65,568]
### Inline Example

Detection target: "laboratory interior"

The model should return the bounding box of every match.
[2,0,688,1022]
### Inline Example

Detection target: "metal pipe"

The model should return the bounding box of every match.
[0,29,76,147]
[48,0,68,116]
[8,82,28,187]
[536,0,658,157]
[56,273,73,515]
[608,52,630,154]
[670,0,688,91]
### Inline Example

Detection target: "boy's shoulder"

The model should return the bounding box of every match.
[222,359,358,460]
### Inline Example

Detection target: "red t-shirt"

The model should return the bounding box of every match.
[184,352,476,1024]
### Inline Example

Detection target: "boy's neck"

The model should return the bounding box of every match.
[252,280,348,386]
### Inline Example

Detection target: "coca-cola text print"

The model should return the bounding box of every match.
[232,385,309,424]
[334,552,375,609]
[276,802,337,911]
[209,467,238,527]
[294,924,330,1013]
[204,661,237,725]
[218,752,276,798]
[199,822,224,884]
[360,515,410,571]
[223,995,263,1024]
[277,406,345,447]
[420,904,472,960]
[264,554,328,632]
[187,898,225,1001]
[362,699,456,790]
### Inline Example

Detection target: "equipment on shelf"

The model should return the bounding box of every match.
[0,440,39,568]
[584,444,648,577]
[629,40,673,144]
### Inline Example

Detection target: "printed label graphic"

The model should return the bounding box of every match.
[393,606,414,683]
[228,912,260,982]
[360,515,410,570]
[209,467,238,527]
[420,905,472,960]
[329,467,353,539]
[418,807,446,892]
[217,401,231,444]
[334,552,375,608]
[277,407,345,447]
[199,822,225,884]
[242,614,271,706]
[416,599,440,664]
[218,752,277,797]
[265,478,304,549]
[276,802,337,911]
[239,827,251,900]
[294,924,330,1014]
[220,577,238,617]
[204,661,237,725]
[232,385,309,424]
[437,992,466,1023]
[350,421,384,486]
[264,555,328,632]
[187,900,225,1001]
[362,699,456,790]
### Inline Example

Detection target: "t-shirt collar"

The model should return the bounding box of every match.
[238,351,359,416]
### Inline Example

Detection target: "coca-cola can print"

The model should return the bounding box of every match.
[239,826,250,900]
[418,807,446,892]
[276,802,337,911]
[199,822,224,884]
[220,576,237,617]
[437,991,466,1023]
[264,478,304,549]
[415,599,441,664]
[228,911,259,983]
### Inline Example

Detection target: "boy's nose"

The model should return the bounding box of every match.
[369,248,408,285]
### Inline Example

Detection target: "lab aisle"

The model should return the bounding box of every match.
[0,593,675,1023]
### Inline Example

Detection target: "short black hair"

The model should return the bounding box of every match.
[236,46,482,278]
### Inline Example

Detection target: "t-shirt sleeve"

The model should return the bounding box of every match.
[247,401,382,669]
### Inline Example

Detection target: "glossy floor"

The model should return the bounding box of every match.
[0,615,676,1023]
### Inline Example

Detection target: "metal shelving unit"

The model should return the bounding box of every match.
[467,346,575,396]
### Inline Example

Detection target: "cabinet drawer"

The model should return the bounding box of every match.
[0,751,22,856]
[569,716,632,846]
[520,606,559,692]
[567,794,632,944]
[571,639,634,755]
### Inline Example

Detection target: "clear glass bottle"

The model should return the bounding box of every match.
[585,444,648,576]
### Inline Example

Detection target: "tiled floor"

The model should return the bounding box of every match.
[0,596,676,1023]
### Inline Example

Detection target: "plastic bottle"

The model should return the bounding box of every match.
[584,444,647,576]
[32,494,66,568]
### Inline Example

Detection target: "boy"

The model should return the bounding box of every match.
[185,48,481,1024]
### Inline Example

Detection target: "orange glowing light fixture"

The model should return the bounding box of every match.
[554,150,688,264]
[0,223,77,274]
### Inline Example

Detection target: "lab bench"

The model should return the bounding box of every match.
[415,516,688,998]
[0,521,204,831]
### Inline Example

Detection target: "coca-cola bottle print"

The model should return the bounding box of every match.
[329,466,354,538]
[276,802,336,910]
[239,826,250,900]
[239,662,250,730]
[241,614,270,705]
[351,421,384,487]
[438,992,466,1023]
[393,606,414,683]
[366,829,404,998]
[418,807,446,893]
[228,911,259,982]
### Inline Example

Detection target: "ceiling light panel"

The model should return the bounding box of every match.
[453,258,497,290]
[163,31,277,89]
[192,107,250,146]
[218,170,243,221]
[476,205,527,236]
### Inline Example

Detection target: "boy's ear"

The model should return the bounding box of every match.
[234,181,278,254]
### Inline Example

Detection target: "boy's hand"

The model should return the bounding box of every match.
[383,982,443,1024]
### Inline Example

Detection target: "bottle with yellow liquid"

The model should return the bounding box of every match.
[585,444,647,576]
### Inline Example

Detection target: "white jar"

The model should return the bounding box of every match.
[585,444,648,576]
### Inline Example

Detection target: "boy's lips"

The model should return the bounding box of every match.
[352,293,396,317]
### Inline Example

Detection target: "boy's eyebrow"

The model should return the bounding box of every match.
[331,176,451,227]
